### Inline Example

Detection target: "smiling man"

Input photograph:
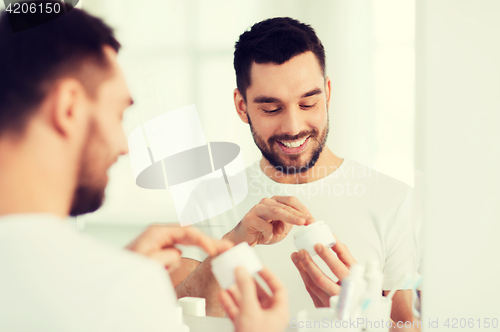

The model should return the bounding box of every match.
[173,17,418,325]
[238,50,336,182]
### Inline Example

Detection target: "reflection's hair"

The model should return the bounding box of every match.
[234,17,326,101]
[0,2,120,137]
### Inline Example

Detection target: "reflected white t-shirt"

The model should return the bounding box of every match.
[0,214,181,332]
[180,159,418,317]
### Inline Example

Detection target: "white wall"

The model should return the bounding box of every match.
[417,1,500,329]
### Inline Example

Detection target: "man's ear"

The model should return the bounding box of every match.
[50,78,88,138]
[234,88,249,124]
[325,76,332,109]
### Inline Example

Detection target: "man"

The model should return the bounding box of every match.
[174,17,418,324]
[0,5,288,332]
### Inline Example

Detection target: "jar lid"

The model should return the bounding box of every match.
[211,242,263,289]
[293,220,325,239]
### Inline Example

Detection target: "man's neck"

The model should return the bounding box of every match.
[260,147,344,184]
[0,135,74,218]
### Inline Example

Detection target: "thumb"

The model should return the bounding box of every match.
[235,266,258,311]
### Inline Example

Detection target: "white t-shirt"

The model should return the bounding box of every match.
[180,159,418,317]
[0,214,181,332]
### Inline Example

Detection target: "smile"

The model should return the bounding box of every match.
[278,136,309,148]
[277,136,310,154]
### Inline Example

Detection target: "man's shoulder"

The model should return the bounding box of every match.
[71,228,168,281]
[0,214,176,332]
[343,160,411,192]
[0,214,165,279]
[337,160,412,212]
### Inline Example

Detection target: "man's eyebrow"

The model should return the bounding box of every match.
[253,88,323,104]
[301,88,322,98]
[253,95,282,104]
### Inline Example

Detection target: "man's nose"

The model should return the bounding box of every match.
[119,131,129,156]
[280,108,302,137]
[121,144,129,156]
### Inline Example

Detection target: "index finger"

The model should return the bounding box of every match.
[314,243,351,281]
[253,204,307,226]
[330,241,357,268]
[271,196,315,224]
[234,266,258,311]
[160,227,232,256]
[260,198,311,221]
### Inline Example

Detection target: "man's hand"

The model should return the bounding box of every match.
[224,196,315,246]
[291,239,357,307]
[219,267,289,332]
[126,225,233,273]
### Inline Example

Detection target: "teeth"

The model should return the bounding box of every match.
[279,136,308,148]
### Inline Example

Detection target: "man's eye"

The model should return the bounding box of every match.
[300,103,316,109]
[263,108,282,114]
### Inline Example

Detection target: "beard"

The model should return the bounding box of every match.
[69,120,107,217]
[69,184,105,217]
[248,112,329,175]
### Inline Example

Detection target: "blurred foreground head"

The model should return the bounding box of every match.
[0,2,132,216]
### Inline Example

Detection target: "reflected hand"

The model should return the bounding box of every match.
[224,196,315,246]
[126,225,233,273]
[291,239,357,307]
[219,267,289,332]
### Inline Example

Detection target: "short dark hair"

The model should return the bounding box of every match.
[0,2,120,137]
[234,17,326,101]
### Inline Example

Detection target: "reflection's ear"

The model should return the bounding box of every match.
[234,88,249,124]
[51,78,87,138]
[325,77,332,109]
[50,79,83,136]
